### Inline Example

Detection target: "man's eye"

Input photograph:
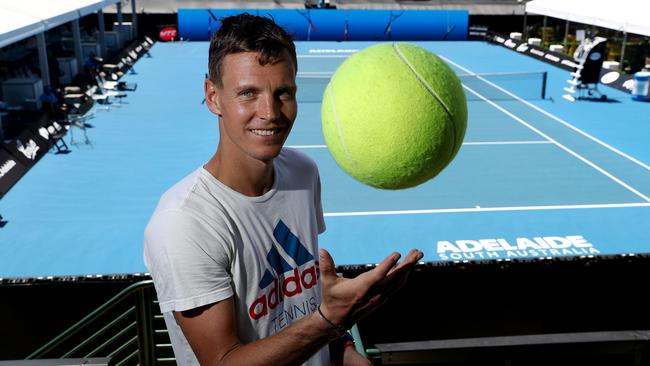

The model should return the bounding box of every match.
[240,90,254,98]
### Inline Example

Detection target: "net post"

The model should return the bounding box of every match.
[542,71,547,100]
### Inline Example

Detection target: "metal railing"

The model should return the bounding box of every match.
[26,280,175,366]
[24,278,370,365]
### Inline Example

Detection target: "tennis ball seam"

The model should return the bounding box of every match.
[392,42,459,165]
[326,82,357,169]
[392,43,453,118]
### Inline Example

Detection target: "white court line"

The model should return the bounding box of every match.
[287,141,552,149]
[438,55,650,172]
[435,55,650,203]
[298,73,332,78]
[460,81,650,202]
[287,145,327,149]
[298,71,333,75]
[298,55,349,58]
[324,202,650,217]
[297,76,333,79]
[463,140,552,146]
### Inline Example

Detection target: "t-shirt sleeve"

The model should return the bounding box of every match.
[315,168,326,234]
[144,209,234,313]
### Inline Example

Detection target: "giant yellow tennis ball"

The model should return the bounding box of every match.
[321,43,467,189]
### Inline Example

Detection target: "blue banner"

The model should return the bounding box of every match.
[178,9,468,41]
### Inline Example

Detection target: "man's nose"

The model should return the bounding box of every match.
[258,93,282,121]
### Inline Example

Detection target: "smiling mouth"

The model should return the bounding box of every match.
[250,128,281,136]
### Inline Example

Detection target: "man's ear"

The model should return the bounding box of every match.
[204,79,222,117]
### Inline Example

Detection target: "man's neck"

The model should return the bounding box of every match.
[204,147,275,197]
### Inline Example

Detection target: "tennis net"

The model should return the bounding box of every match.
[296,71,547,103]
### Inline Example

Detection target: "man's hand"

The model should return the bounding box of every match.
[341,346,371,366]
[329,337,371,366]
[318,248,423,330]
[175,248,422,366]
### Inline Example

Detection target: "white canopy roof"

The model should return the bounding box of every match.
[0,0,121,48]
[0,8,45,48]
[526,0,650,37]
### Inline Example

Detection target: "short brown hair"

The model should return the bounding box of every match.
[208,13,297,87]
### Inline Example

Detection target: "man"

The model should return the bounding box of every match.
[144,13,423,366]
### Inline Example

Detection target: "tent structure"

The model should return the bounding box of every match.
[0,0,131,88]
[525,0,650,37]
[0,0,124,49]
[0,8,46,49]
[525,0,649,70]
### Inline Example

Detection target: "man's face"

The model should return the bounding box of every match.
[206,50,297,164]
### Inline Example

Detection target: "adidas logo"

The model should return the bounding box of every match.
[248,220,319,321]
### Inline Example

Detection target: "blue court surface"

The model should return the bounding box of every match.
[1,40,649,279]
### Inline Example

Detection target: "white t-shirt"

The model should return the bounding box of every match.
[144,148,329,366]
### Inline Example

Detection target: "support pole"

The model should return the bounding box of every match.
[36,33,50,88]
[522,10,528,41]
[97,10,106,58]
[563,19,570,51]
[72,19,84,72]
[117,2,123,25]
[131,0,138,39]
[619,31,627,72]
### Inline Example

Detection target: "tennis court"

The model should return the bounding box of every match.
[0,40,649,279]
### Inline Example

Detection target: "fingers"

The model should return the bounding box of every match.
[403,248,424,265]
[318,248,423,327]
[318,248,338,282]
[388,249,423,275]
[362,252,400,283]
[357,249,422,291]
[373,249,423,293]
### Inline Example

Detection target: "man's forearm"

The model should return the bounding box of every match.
[215,311,340,366]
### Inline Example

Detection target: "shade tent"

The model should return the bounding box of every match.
[0,0,122,49]
[2,1,87,32]
[525,0,650,37]
[74,0,122,17]
[0,9,45,49]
